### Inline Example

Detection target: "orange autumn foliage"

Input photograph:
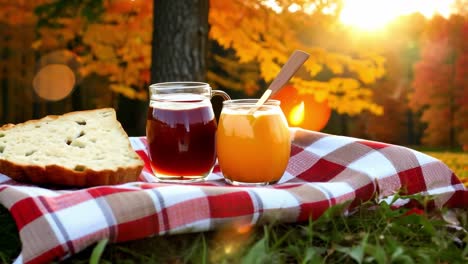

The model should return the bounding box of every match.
[410,15,468,147]
[2,0,153,101]
[1,0,385,117]
[210,0,385,116]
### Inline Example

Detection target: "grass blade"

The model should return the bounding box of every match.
[89,239,108,264]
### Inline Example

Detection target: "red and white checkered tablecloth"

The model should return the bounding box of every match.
[0,128,466,264]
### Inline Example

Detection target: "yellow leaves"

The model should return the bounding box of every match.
[25,0,390,114]
[259,60,281,82]
[370,105,384,116]
[292,79,329,98]
[292,78,383,116]
[303,60,322,77]
[209,0,387,116]
[31,40,43,50]
[209,0,298,66]
[92,44,117,61]
[35,27,63,49]
[0,0,48,25]
[347,54,386,84]
[31,1,153,101]
[80,61,120,77]
[110,84,147,100]
[324,53,347,74]
[84,24,127,46]
[331,78,360,91]
[314,89,328,103]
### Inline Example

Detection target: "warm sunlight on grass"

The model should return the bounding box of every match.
[425,151,468,187]
[340,0,455,31]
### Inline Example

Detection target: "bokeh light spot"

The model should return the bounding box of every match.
[33,64,76,101]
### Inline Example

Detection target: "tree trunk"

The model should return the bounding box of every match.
[118,0,210,136]
[151,0,210,83]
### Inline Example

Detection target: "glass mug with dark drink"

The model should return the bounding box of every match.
[146,82,230,182]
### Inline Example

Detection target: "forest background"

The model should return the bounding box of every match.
[0,0,467,151]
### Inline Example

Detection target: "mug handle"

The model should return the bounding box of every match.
[212,90,231,101]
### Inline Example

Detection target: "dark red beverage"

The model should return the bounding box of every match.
[146,95,217,179]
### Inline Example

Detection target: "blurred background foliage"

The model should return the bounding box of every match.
[0,0,466,151]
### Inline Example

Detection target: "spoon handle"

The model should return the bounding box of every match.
[268,50,310,96]
[250,50,310,113]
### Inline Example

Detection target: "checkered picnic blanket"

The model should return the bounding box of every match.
[0,128,466,264]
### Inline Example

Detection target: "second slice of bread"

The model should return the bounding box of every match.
[0,108,144,187]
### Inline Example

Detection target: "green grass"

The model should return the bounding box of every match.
[0,151,467,263]
[1,198,466,264]
[0,206,20,263]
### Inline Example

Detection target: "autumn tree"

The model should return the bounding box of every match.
[361,14,426,144]
[0,0,389,134]
[454,19,468,150]
[453,0,468,16]
[34,0,152,101]
[209,0,385,116]
[32,0,385,112]
[410,15,467,148]
[0,0,56,124]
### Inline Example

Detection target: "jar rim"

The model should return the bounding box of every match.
[223,99,280,106]
[150,82,210,89]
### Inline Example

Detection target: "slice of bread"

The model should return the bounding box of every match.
[0,108,144,187]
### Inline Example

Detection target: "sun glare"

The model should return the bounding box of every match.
[289,101,305,126]
[340,0,455,31]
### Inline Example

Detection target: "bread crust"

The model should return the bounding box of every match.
[0,108,104,131]
[0,108,144,187]
[0,158,143,187]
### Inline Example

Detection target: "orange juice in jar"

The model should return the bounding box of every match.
[216,99,291,185]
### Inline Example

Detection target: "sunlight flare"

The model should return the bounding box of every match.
[340,0,455,31]
[289,101,305,126]
[236,223,252,234]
